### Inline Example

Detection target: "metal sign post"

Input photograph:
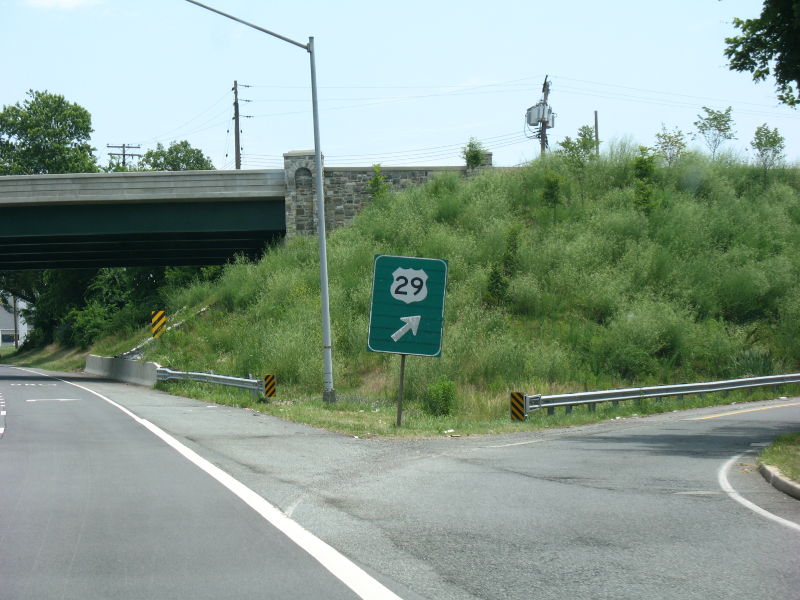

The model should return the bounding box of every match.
[396,354,406,427]
[368,255,447,426]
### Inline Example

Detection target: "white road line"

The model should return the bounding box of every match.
[8,367,404,600]
[718,453,800,534]
[25,398,79,403]
[484,439,545,449]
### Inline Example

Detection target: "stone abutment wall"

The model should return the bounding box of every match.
[283,150,492,236]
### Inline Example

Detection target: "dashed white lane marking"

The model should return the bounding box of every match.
[25,398,79,403]
[718,453,800,534]
[7,366,404,600]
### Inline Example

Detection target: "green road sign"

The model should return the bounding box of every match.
[368,255,448,357]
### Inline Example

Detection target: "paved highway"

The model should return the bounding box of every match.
[0,365,411,600]
[1,365,798,599]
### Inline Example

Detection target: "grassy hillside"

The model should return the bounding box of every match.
[84,146,800,433]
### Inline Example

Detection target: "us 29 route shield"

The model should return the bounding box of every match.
[367,255,448,357]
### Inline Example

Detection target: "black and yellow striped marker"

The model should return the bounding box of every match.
[151,310,167,338]
[510,392,526,421]
[264,374,277,398]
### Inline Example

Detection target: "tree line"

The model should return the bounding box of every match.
[0,89,219,348]
[1,0,797,351]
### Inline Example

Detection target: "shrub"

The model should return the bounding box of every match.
[422,377,456,416]
[462,137,487,169]
[59,302,111,348]
[486,263,510,305]
[367,164,390,198]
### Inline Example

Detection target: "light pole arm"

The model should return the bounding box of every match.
[185,0,309,51]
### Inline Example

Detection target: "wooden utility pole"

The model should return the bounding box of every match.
[526,76,554,156]
[233,80,241,169]
[594,111,600,156]
[540,77,551,155]
[12,296,19,349]
[107,144,142,166]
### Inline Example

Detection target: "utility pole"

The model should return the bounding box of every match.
[233,80,241,169]
[540,77,551,155]
[525,76,555,156]
[594,110,600,156]
[107,144,142,167]
[12,296,18,349]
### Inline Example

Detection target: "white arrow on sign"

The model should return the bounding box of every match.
[391,316,421,342]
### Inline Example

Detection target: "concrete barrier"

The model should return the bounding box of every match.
[85,354,160,387]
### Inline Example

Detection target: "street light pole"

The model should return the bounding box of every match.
[185,0,336,402]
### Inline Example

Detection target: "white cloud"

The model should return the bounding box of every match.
[24,0,102,9]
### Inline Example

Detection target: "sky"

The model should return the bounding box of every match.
[3,0,798,170]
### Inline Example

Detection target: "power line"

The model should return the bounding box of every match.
[134,90,230,146]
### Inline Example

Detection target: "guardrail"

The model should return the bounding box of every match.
[156,367,263,400]
[513,373,800,419]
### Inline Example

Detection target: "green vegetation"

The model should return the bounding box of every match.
[2,344,87,371]
[0,87,218,349]
[4,124,800,436]
[760,432,800,482]
[751,123,786,178]
[653,124,688,167]
[693,106,736,159]
[725,0,800,107]
[151,380,797,438]
[0,89,97,175]
[367,164,390,198]
[462,137,487,169]
[32,145,793,435]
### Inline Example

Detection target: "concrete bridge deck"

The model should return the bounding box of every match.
[0,170,286,270]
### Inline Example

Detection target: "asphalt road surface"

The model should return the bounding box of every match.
[0,365,411,600]
[1,364,798,600]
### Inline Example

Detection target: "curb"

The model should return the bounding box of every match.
[758,463,800,501]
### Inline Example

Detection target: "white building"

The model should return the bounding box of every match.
[0,299,28,346]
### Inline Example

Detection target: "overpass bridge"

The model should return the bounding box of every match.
[0,169,286,270]
[0,151,476,271]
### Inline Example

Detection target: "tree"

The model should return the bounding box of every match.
[461,137,487,169]
[653,124,687,166]
[751,123,785,177]
[556,125,596,200]
[632,146,657,213]
[542,171,562,223]
[0,90,99,345]
[557,125,597,169]
[0,89,97,175]
[140,140,214,171]
[366,164,390,198]
[693,106,736,159]
[724,0,800,107]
